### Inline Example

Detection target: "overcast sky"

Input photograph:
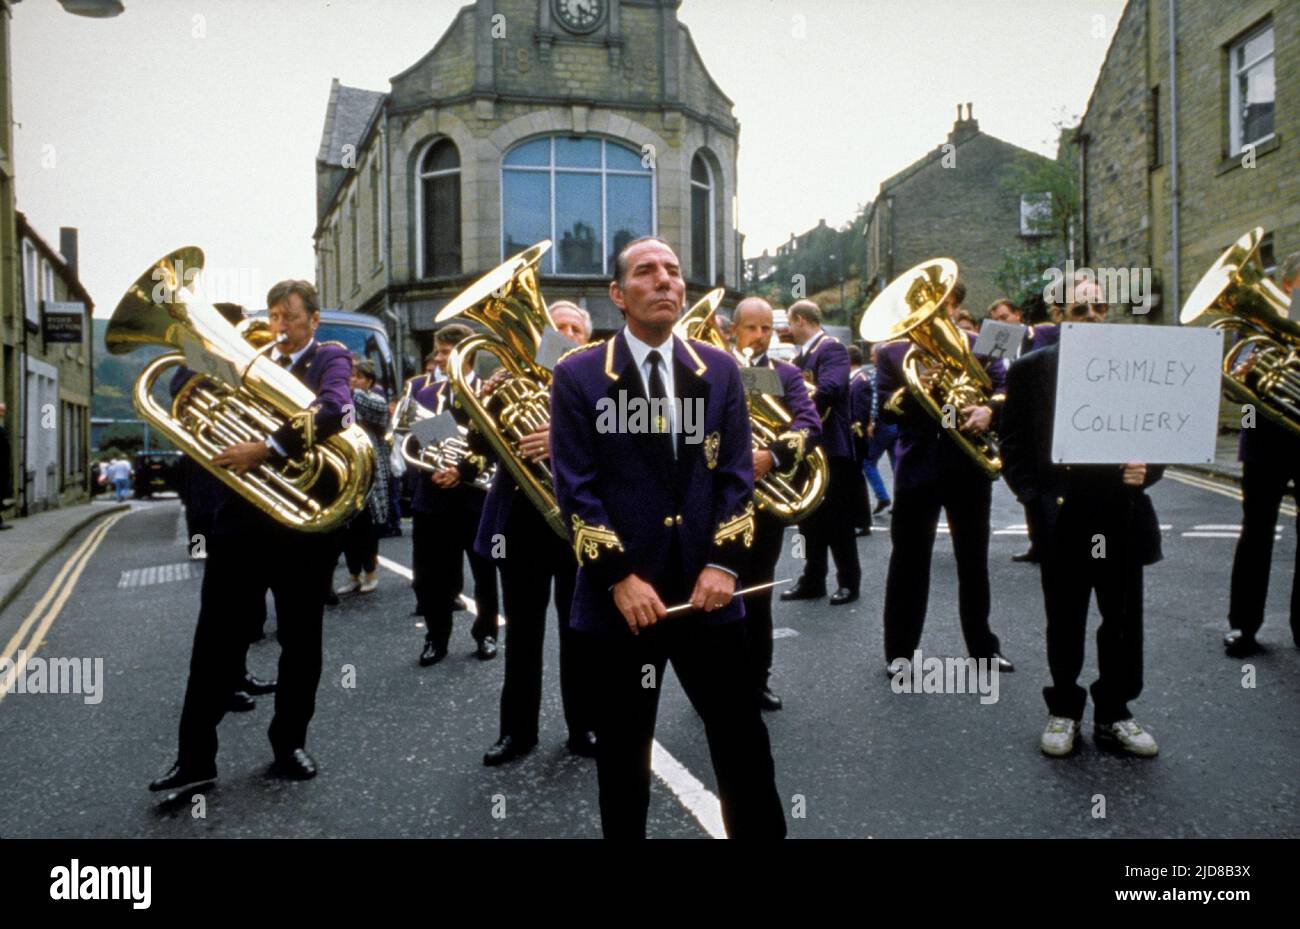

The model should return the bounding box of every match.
[11,0,1124,314]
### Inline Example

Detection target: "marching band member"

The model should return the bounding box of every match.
[875,324,1013,677]
[151,280,350,791]
[1225,252,1300,656]
[732,296,822,712]
[781,301,861,606]
[550,236,785,838]
[1000,300,1162,757]
[335,357,390,596]
[847,344,874,537]
[410,323,500,666]
[479,300,598,766]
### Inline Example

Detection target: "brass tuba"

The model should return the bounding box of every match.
[434,241,565,537]
[859,258,1001,478]
[675,291,830,522]
[1180,227,1300,437]
[105,247,374,532]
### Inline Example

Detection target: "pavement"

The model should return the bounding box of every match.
[1,476,1296,839]
[0,497,131,618]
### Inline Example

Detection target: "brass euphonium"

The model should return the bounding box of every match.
[1180,227,1300,437]
[105,247,374,532]
[674,291,830,523]
[859,258,1002,478]
[398,397,496,492]
[434,241,565,537]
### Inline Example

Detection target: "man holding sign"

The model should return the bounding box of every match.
[1000,301,1170,758]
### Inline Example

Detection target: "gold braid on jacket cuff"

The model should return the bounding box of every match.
[571,514,626,565]
[713,502,756,549]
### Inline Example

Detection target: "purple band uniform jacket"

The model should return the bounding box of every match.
[410,377,485,516]
[794,331,854,461]
[848,368,874,460]
[751,354,823,469]
[550,330,756,634]
[874,331,1007,491]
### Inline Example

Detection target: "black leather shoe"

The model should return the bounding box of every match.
[873,499,891,514]
[780,581,826,602]
[566,731,598,758]
[483,735,538,767]
[829,587,859,606]
[271,749,317,780]
[149,762,216,792]
[990,652,1015,673]
[227,691,256,712]
[241,673,276,695]
[1224,629,1261,657]
[758,687,783,711]
[419,641,448,666]
[1011,549,1039,563]
[475,636,499,660]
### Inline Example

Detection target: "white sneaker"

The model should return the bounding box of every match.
[1094,718,1159,757]
[1040,716,1080,757]
[359,574,378,594]
[335,576,361,595]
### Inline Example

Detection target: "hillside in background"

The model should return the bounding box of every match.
[91,318,166,421]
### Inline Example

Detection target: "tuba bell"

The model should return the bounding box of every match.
[434,241,565,537]
[859,258,1001,478]
[105,247,374,532]
[1180,227,1300,437]
[674,290,830,523]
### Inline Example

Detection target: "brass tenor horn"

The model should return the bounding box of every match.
[434,241,565,537]
[674,291,829,522]
[859,258,1001,478]
[105,247,374,532]
[1181,227,1300,437]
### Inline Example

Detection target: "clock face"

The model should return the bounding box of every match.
[554,0,605,34]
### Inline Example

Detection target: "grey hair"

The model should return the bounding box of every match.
[549,300,592,337]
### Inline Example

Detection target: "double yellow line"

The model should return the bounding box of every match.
[1165,468,1298,518]
[0,512,127,702]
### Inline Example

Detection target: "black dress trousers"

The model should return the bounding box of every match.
[743,509,787,689]
[1229,457,1300,643]
[798,455,862,592]
[411,488,500,649]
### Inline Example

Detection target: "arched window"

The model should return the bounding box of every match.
[690,153,715,285]
[418,139,461,278]
[502,136,654,276]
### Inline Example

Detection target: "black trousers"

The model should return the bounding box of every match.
[797,455,862,591]
[411,502,499,648]
[582,619,786,839]
[1229,458,1300,642]
[1039,522,1144,724]
[497,499,590,742]
[177,526,332,768]
[882,475,1000,660]
[742,510,787,690]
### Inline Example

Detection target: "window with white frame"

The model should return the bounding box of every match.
[690,153,715,285]
[1228,22,1274,155]
[1020,193,1053,237]
[418,139,462,278]
[502,136,654,276]
[22,240,38,324]
[42,259,55,306]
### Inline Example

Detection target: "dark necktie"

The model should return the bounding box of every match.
[646,351,674,461]
[277,354,292,369]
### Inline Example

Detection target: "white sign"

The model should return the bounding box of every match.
[1050,323,1224,464]
[972,319,1026,361]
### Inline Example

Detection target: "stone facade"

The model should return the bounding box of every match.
[1081,0,1298,323]
[314,0,740,364]
[864,105,1057,319]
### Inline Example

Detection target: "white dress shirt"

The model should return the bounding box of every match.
[623,327,679,456]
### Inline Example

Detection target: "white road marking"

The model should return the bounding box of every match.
[377,551,723,837]
[118,562,198,589]
[772,627,799,639]
[1183,531,1244,539]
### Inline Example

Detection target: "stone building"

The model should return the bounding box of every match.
[1079,0,1296,323]
[863,104,1058,318]
[314,0,741,362]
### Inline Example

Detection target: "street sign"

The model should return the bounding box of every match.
[42,301,85,343]
[1050,322,1224,464]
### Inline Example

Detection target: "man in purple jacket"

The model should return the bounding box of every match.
[732,297,822,711]
[551,237,784,838]
[151,280,352,792]
[875,331,1014,679]
[780,301,862,605]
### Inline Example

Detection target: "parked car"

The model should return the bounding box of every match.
[132,451,183,499]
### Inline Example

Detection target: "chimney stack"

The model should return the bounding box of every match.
[59,227,79,279]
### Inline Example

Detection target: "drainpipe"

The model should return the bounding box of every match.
[1167,0,1181,316]
[380,105,400,381]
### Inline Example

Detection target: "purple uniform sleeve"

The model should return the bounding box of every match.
[270,347,353,459]
[708,360,757,576]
